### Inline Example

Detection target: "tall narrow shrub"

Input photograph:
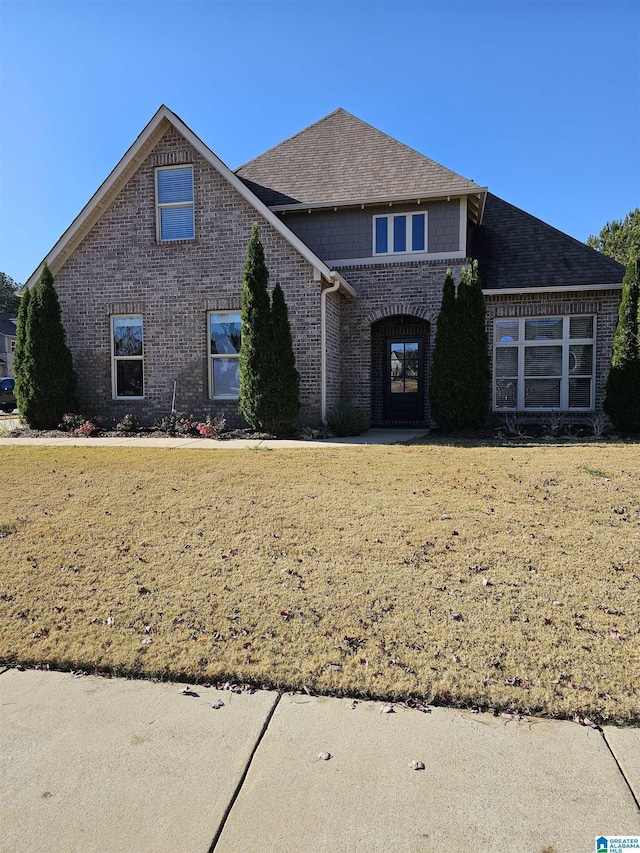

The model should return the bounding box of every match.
[429,270,459,427]
[238,224,276,429]
[269,282,300,431]
[604,256,640,431]
[430,262,490,428]
[12,284,30,412]
[18,263,76,428]
[456,260,490,426]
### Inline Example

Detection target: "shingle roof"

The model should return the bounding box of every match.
[0,313,17,337]
[235,108,482,207]
[473,194,625,290]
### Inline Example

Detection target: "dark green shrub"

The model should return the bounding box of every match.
[16,263,76,429]
[456,260,490,426]
[604,257,640,431]
[429,270,459,428]
[239,225,276,430]
[326,402,368,436]
[430,262,490,428]
[269,282,300,432]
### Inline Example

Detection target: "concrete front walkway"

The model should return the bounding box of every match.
[1,668,638,853]
[0,426,428,449]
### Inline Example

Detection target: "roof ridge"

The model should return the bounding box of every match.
[235,108,347,173]
[488,192,626,272]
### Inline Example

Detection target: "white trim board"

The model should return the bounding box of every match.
[483,283,623,296]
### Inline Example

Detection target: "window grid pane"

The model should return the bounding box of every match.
[157,167,193,204]
[160,206,195,241]
[494,316,594,411]
[411,214,425,252]
[375,218,388,254]
[393,216,407,252]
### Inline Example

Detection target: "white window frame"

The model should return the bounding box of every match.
[10,340,16,352]
[155,164,195,243]
[493,315,596,412]
[373,211,428,256]
[111,315,144,400]
[208,310,241,400]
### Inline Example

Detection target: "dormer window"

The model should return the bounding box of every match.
[155,165,194,242]
[373,212,427,255]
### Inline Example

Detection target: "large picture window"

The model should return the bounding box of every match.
[156,165,194,242]
[209,311,241,399]
[112,315,144,399]
[373,212,427,255]
[494,315,595,411]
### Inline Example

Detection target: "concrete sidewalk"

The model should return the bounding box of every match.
[1,668,638,853]
[0,426,428,449]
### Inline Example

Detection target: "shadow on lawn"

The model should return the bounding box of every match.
[402,429,640,450]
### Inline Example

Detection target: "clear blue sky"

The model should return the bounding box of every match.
[1,0,638,284]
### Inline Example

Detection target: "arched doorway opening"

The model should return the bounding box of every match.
[371,315,430,426]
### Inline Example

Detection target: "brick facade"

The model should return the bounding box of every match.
[54,126,322,426]
[336,258,468,425]
[43,115,622,430]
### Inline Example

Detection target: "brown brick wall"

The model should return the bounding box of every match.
[336,258,468,425]
[54,126,322,426]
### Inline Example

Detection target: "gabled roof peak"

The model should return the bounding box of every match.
[236,108,482,208]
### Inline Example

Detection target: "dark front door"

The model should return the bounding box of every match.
[383,337,424,423]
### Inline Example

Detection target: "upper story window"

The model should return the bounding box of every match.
[209,311,241,399]
[494,315,595,411]
[373,212,427,255]
[112,315,144,399]
[156,165,194,242]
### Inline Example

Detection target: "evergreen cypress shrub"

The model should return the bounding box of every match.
[429,262,490,428]
[269,282,300,432]
[429,270,459,428]
[18,263,77,429]
[455,260,490,426]
[13,284,30,417]
[238,224,277,430]
[604,256,640,431]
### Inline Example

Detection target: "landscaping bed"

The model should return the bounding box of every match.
[0,440,639,724]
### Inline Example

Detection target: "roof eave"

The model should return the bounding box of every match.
[482,282,623,296]
[272,188,488,217]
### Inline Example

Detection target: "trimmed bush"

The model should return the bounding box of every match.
[326,402,368,436]
[16,263,76,429]
[604,256,640,431]
[238,224,276,430]
[430,262,490,428]
[269,282,300,432]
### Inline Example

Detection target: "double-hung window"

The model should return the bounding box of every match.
[209,311,241,399]
[156,165,194,242]
[494,315,595,411]
[373,212,427,255]
[112,315,144,399]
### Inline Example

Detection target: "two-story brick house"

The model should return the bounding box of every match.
[23,106,625,427]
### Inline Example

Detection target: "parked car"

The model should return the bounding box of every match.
[0,377,16,412]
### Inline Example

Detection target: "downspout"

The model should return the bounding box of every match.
[320,276,341,426]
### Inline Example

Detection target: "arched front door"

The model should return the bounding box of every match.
[371,316,430,426]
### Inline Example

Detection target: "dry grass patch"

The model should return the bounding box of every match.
[0,442,639,723]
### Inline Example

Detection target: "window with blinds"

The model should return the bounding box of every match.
[494,315,595,411]
[156,165,194,242]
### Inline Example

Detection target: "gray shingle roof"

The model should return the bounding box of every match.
[472,194,625,290]
[236,108,481,207]
[0,313,17,337]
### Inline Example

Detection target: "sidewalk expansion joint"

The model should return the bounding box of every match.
[602,728,640,812]
[208,691,283,852]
